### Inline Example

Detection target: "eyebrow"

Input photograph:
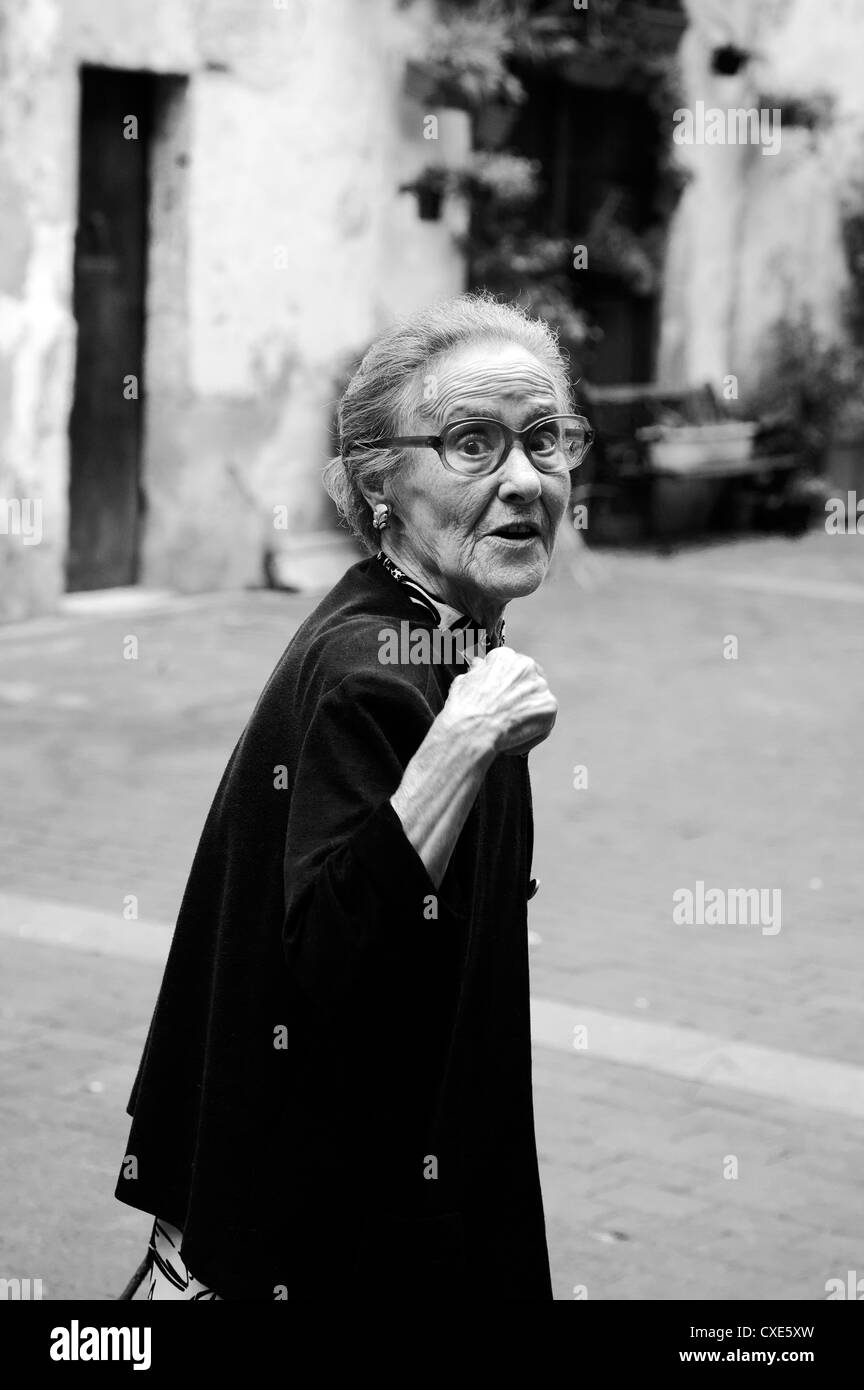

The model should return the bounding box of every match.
[437,398,561,426]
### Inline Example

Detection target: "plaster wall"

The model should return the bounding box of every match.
[659,0,864,399]
[0,0,467,618]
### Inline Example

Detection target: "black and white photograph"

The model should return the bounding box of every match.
[0,0,862,1354]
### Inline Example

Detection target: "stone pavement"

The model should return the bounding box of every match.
[1,529,863,1300]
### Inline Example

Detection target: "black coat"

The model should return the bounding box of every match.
[115,556,552,1299]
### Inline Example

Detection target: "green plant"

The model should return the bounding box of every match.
[459,151,540,204]
[405,0,687,368]
[746,309,864,454]
[406,1,525,108]
[400,151,541,223]
[516,0,686,104]
[575,190,666,296]
[404,151,540,204]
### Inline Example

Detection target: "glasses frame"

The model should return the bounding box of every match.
[346,413,595,476]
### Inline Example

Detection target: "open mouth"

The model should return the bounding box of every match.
[488,521,542,541]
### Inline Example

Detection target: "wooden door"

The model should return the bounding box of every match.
[67,68,151,591]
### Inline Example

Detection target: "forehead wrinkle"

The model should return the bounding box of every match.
[435,362,555,394]
[437,396,560,426]
[423,360,561,422]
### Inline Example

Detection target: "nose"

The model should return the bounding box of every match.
[497,440,542,502]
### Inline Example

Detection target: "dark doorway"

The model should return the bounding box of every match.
[513,76,664,384]
[67,67,153,592]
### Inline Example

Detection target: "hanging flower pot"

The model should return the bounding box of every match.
[417,186,444,221]
[711,44,750,76]
[399,168,450,222]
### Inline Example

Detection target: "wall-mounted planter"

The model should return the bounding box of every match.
[755,90,835,131]
[399,171,448,221]
[416,186,444,221]
[639,422,757,473]
[711,44,750,76]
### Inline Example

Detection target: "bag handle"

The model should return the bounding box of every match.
[117,1253,150,1300]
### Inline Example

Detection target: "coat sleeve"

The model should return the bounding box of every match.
[281,668,471,1012]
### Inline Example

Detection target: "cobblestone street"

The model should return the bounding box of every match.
[1,530,863,1300]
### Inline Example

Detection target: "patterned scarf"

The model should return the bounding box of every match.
[375,550,506,649]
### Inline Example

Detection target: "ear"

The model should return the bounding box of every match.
[357,479,389,510]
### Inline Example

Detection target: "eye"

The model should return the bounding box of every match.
[447,422,499,459]
[528,424,559,455]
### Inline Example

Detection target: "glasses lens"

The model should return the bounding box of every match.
[443,420,505,475]
[528,416,588,470]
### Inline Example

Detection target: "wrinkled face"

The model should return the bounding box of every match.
[384,341,572,620]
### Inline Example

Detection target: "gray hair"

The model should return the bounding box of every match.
[323,291,574,552]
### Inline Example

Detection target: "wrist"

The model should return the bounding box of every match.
[434,705,499,767]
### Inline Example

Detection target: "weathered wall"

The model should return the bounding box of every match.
[0,0,468,619]
[659,0,864,399]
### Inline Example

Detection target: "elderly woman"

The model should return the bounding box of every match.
[115,292,593,1301]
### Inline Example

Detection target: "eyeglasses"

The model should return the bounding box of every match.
[346,414,595,477]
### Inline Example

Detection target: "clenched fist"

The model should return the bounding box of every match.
[441,646,558,758]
